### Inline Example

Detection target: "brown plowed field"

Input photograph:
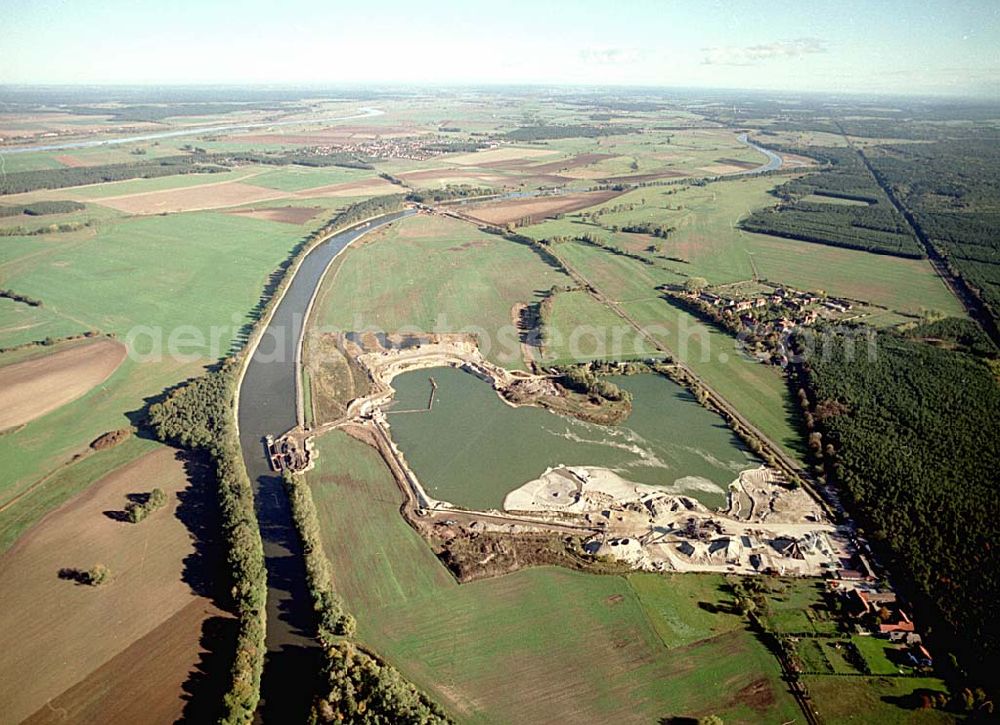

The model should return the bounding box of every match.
[225,205,322,224]
[295,176,402,198]
[397,167,511,185]
[23,599,234,725]
[0,447,228,724]
[0,338,126,431]
[94,181,286,214]
[513,152,617,174]
[714,157,760,170]
[445,146,559,166]
[598,169,689,184]
[463,190,622,225]
[54,154,90,168]
[91,175,400,215]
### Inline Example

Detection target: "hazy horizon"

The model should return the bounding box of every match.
[2,0,998,98]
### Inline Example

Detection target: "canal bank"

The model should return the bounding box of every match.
[235,208,413,720]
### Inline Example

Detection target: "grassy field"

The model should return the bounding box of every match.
[743,231,965,316]
[853,635,907,675]
[0,297,90,348]
[243,165,376,192]
[520,174,964,318]
[515,169,966,455]
[533,128,765,182]
[540,239,803,456]
[0,201,124,232]
[306,429,802,723]
[0,151,70,173]
[542,289,657,363]
[758,578,842,635]
[803,676,953,724]
[0,210,309,535]
[54,168,265,200]
[312,214,571,369]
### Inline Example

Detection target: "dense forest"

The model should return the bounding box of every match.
[867,140,1000,322]
[903,316,998,359]
[793,329,1000,687]
[312,643,450,724]
[740,200,922,257]
[216,151,373,170]
[739,144,923,257]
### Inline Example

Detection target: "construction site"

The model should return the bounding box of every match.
[289,334,858,579]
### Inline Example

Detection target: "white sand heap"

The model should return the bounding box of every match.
[503,465,711,514]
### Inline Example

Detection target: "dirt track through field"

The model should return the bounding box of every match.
[0,338,126,430]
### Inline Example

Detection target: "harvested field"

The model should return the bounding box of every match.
[714,157,760,170]
[0,338,126,431]
[0,447,230,724]
[467,152,615,174]
[464,190,622,225]
[224,205,321,224]
[599,169,689,184]
[516,152,616,174]
[781,152,818,167]
[445,146,559,166]
[294,176,403,198]
[699,162,755,175]
[94,181,285,214]
[396,167,510,186]
[54,154,90,168]
[23,599,233,725]
[89,176,399,214]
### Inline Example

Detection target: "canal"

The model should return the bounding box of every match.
[236,208,413,720]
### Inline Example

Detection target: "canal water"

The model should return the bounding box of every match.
[237,209,412,721]
[387,367,758,511]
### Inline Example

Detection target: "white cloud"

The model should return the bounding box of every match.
[579,47,646,66]
[701,38,828,66]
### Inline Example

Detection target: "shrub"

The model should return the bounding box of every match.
[125,487,168,523]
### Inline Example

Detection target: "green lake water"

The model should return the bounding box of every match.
[386,367,758,510]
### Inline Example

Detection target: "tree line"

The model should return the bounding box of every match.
[0,156,229,195]
[0,289,43,307]
[283,471,450,723]
[737,143,923,258]
[140,196,412,721]
[147,364,266,723]
[0,200,84,216]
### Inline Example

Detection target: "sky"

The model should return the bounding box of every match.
[2,0,998,97]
